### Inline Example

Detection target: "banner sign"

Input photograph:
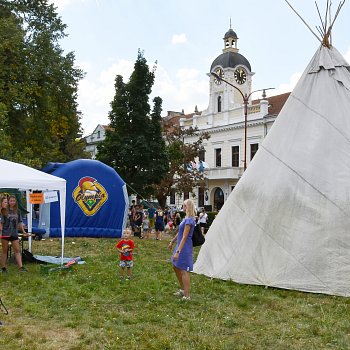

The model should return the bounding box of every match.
[44,191,58,203]
[29,193,44,204]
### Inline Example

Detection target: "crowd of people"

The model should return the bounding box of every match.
[117,199,208,300]
[1,193,207,301]
[127,200,208,241]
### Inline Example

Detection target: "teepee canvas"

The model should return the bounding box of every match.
[194,3,350,297]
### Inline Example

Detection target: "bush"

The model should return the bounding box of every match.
[207,212,217,228]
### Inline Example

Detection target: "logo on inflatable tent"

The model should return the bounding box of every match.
[72,176,108,216]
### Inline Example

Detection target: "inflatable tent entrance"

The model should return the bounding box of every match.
[41,159,128,238]
[0,159,66,264]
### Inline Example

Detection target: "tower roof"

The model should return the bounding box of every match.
[224,28,237,39]
[210,51,251,72]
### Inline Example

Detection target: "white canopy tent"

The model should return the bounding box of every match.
[194,42,350,296]
[0,159,66,263]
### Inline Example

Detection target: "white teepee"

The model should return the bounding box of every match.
[194,6,350,296]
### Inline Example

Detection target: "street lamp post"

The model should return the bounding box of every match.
[211,72,274,171]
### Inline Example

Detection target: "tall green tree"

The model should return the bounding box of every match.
[97,50,168,197]
[0,0,86,168]
[152,125,210,208]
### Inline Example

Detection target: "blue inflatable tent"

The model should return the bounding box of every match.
[42,159,128,238]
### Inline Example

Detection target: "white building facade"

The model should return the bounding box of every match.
[84,124,108,159]
[167,28,289,211]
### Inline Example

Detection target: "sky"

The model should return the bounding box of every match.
[49,0,350,135]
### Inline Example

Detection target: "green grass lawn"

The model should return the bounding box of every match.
[1,236,350,350]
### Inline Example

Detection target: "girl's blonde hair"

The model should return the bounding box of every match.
[183,199,196,218]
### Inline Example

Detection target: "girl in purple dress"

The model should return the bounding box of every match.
[168,199,196,300]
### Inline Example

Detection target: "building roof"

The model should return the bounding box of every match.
[224,28,238,39]
[253,92,291,116]
[210,51,251,73]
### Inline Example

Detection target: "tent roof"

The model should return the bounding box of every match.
[0,159,66,191]
[194,45,350,297]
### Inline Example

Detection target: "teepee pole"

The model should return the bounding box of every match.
[324,0,330,33]
[315,1,326,33]
[323,1,346,46]
[284,0,322,43]
[286,0,346,48]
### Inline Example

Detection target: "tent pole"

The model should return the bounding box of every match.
[60,188,66,266]
[26,190,33,252]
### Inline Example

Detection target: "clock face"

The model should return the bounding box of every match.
[234,67,247,85]
[214,67,224,85]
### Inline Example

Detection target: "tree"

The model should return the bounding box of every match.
[97,50,169,197]
[152,125,210,208]
[0,0,86,167]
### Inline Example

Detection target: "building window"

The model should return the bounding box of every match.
[97,130,101,139]
[250,143,259,160]
[214,188,224,211]
[217,96,222,112]
[198,149,205,162]
[198,187,205,208]
[215,148,221,167]
[184,191,189,200]
[170,190,175,205]
[232,146,239,167]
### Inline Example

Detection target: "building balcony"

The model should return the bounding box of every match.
[205,166,243,180]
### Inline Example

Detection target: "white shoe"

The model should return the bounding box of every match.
[173,289,184,297]
[182,296,191,301]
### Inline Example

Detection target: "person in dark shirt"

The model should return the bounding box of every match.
[0,196,27,273]
[154,207,164,240]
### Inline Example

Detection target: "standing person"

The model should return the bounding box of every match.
[129,199,136,228]
[133,205,143,238]
[198,208,208,235]
[174,212,181,230]
[147,206,156,230]
[142,213,150,239]
[154,206,164,240]
[0,195,27,273]
[168,199,196,300]
[116,228,135,280]
[163,206,169,226]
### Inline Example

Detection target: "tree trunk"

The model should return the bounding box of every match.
[156,195,167,209]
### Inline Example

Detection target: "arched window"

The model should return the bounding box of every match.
[217,96,222,112]
[213,188,224,211]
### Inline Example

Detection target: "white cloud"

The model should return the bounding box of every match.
[79,61,209,135]
[176,68,200,81]
[152,65,208,115]
[78,59,134,134]
[171,34,188,45]
[99,60,134,85]
[274,72,302,96]
[250,72,301,101]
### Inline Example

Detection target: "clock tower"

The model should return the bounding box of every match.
[207,27,254,116]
